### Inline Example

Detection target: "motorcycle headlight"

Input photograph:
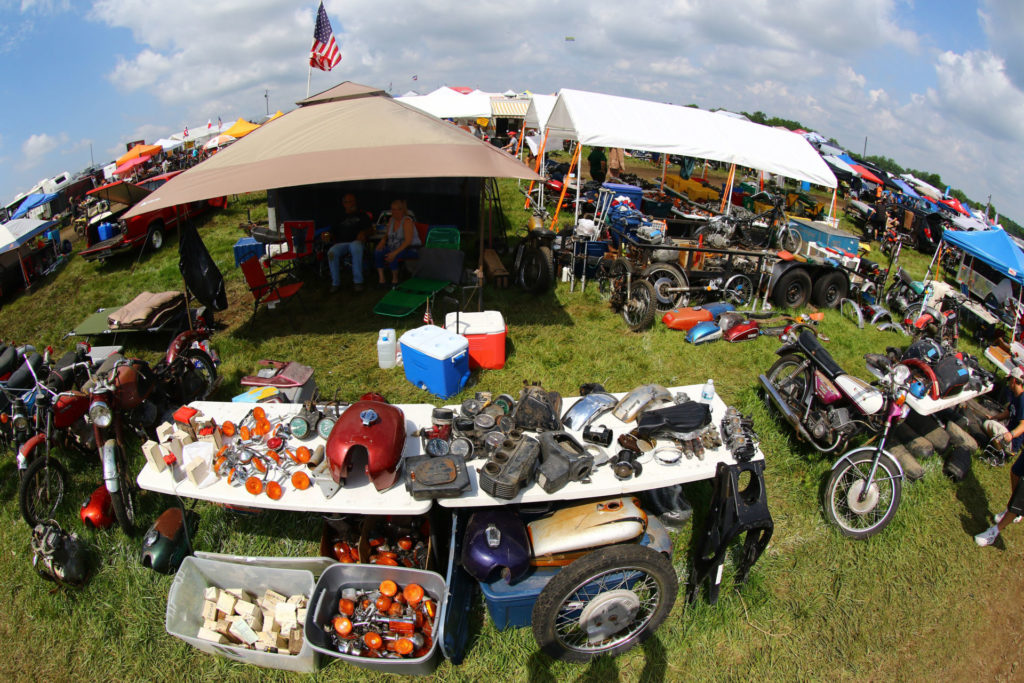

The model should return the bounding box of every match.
[90,401,112,428]
[13,414,29,431]
[892,364,911,386]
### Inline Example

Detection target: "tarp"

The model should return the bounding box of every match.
[889,177,921,199]
[0,218,56,253]
[223,118,260,138]
[116,144,162,166]
[543,89,836,188]
[11,192,58,219]
[848,163,883,186]
[88,178,152,208]
[124,81,538,219]
[940,197,970,216]
[943,228,1024,284]
[114,156,151,177]
[901,173,942,200]
[397,86,494,120]
[822,154,857,175]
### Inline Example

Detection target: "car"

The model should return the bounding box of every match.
[78,171,225,261]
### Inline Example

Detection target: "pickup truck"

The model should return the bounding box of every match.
[79,171,225,261]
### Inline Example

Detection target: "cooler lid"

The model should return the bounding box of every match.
[444,311,505,336]
[399,324,468,356]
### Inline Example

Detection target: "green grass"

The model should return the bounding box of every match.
[0,182,1014,682]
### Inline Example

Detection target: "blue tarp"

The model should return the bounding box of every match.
[11,192,57,219]
[890,177,921,199]
[943,228,1024,285]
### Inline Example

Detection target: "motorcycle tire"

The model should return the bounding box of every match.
[18,456,69,527]
[642,263,688,312]
[622,279,656,332]
[766,354,813,407]
[824,449,902,540]
[518,245,554,294]
[181,348,217,402]
[531,544,676,662]
[780,227,802,254]
[109,443,137,535]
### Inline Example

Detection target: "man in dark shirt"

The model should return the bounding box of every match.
[977,366,1024,546]
[327,193,373,292]
[588,146,607,184]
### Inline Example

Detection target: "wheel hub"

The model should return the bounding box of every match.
[578,589,640,644]
[846,478,880,515]
[651,277,676,304]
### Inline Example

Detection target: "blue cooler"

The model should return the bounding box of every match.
[479,567,560,630]
[399,325,470,399]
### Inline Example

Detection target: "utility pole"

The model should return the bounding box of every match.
[862,136,867,158]
[264,89,270,116]
[89,142,94,168]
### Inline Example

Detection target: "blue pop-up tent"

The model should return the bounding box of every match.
[11,192,57,219]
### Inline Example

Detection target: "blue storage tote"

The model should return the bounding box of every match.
[97,222,116,242]
[399,325,470,399]
[788,218,860,255]
[479,567,560,630]
[233,236,266,267]
[596,182,644,218]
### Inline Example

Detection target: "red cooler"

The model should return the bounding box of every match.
[445,311,506,370]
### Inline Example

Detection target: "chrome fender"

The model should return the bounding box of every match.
[830,446,905,481]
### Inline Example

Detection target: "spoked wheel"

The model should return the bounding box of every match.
[840,299,865,328]
[621,279,656,332]
[518,245,555,294]
[766,354,812,407]
[642,263,688,312]
[531,545,677,662]
[780,227,802,254]
[107,442,137,535]
[180,349,217,402]
[723,274,754,307]
[18,456,69,527]
[825,450,902,539]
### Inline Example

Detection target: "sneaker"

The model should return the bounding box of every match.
[994,510,1022,525]
[975,525,999,547]
[352,283,364,292]
[376,281,389,290]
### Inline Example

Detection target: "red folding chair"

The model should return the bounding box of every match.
[241,256,303,316]
[269,221,315,274]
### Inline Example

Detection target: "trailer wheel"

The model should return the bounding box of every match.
[772,269,812,309]
[812,271,848,309]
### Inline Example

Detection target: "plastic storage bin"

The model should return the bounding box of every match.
[788,218,859,255]
[479,567,559,630]
[598,182,644,212]
[399,325,470,399]
[233,236,267,267]
[165,556,319,673]
[444,311,506,370]
[305,563,447,675]
[97,222,116,242]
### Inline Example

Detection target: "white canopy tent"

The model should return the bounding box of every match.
[153,138,184,152]
[397,86,495,120]
[901,173,943,200]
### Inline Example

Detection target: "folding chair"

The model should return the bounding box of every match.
[269,221,315,274]
[241,256,303,317]
[373,247,467,318]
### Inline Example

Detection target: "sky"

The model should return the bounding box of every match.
[1,0,1022,221]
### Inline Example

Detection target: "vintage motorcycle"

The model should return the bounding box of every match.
[693,192,802,253]
[760,328,914,538]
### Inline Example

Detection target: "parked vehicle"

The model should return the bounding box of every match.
[595,257,657,332]
[79,171,225,261]
[693,192,802,253]
[514,191,557,294]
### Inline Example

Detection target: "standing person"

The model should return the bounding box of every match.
[374,199,421,288]
[607,147,625,180]
[976,367,1024,546]
[588,146,607,184]
[326,193,373,293]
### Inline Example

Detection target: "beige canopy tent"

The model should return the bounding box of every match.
[126,82,537,219]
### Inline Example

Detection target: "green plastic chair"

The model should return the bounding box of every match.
[425,225,460,250]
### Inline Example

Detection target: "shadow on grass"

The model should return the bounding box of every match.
[525,633,668,683]
[956,466,996,537]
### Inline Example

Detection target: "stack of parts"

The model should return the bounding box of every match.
[195,586,308,655]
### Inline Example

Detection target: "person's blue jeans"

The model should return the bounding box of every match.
[375,247,418,272]
[328,241,364,285]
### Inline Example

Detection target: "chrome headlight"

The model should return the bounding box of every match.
[892,364,911,386]
[90,401,112,428]
[12,414,29,431]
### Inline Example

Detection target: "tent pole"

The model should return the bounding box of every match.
[923,238,941,285]
[574,156,581,226]
[478,185,485,311]
[826,188,837,226]
[525,129,549,209]
[551,143,580,230]
[306,66,312,98]
[720,164,736,215]
[660,154,667,192]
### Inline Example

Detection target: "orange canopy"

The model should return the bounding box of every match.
[116,143,162,166]
[223,118,260,138]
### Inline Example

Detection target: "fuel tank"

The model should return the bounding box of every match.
[326,400,406,491]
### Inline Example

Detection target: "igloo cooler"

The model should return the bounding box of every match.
[444,311,506,370]
[399,325,470,399]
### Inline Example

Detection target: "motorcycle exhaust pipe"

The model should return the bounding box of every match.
[101,441,120,493]
[758,374,818,445]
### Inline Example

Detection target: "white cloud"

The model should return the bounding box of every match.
[20,132,65,168]
[930,49,1024,144]
[980,0,1024,90]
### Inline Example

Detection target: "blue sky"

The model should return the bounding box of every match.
[2,0,1023,221]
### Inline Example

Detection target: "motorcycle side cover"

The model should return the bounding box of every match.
[833,374,885,415]
[326,400,406,491]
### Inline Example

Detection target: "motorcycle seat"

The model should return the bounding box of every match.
[0,344,16,378]
[0,352,43,411]
[897,268,914,286]
[796,328,844,380]
[45,351,82,393]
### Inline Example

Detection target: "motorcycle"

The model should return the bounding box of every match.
[693,192,802,253]
[514,191,557,294]
[903,290,963,348]
[16,346,95,526]
[595,256,657,332]
[760,329,914,538]
[0,347,46,457]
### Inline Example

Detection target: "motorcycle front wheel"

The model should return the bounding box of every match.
[621,279,656,332]
[825,450,902,540]
[181,348,217,402]
[109,443,137,535]
[18,456,69,526]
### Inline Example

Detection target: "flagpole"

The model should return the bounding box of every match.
[306,64,312,98]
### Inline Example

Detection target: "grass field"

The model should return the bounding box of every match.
[0,171,1019,682]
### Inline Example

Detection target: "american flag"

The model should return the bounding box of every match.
[309,2,341,72]
[423,299,433,325]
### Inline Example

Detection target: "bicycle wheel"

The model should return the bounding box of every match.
[621,279,656,332]
[780,227,802,254]
[18,456,69,527]
[825,450,902,539]
[723,274,754,307]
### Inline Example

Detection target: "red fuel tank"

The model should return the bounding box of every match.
[326,401,406,491]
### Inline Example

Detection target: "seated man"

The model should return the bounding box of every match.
[326,193,373,293]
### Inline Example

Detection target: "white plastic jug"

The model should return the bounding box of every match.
[377,328,397,369]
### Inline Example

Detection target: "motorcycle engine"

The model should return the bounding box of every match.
[705,231,731,250]
[69,418,96,451]
[129,399,159,430]
[806,409,833,442]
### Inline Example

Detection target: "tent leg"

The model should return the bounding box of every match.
[550,143,580,230]
[721,164,736,215]
[525,129,549,209]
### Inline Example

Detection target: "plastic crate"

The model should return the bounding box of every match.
[479,567,559,630]
[788,218,859,255]
[233,237,266,267]
[165,556,318,672]
[305,564,447,675]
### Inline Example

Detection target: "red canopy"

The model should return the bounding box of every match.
[848,163,883,186]
[939,197,970,216]
[113,156,150,176]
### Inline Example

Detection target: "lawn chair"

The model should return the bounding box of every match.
[269,220,315,274]
[241,256,303,317]
[373,247,472,318]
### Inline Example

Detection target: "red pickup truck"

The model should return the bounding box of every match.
[79,171,225,261]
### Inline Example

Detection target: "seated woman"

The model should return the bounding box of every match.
[375,199,421,288]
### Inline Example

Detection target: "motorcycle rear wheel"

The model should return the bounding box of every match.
[766,354,812,406]
[19,456,69,526]
[181,348,217,402]
[622,279,656,332]
[825,451,902,539]
[518,245,555,294]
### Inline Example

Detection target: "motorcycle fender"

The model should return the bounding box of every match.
[165,329,210,365]
[17,432,46,470]
[101,441,119,493]
[774,343,798,357]
[831,446,905,480]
